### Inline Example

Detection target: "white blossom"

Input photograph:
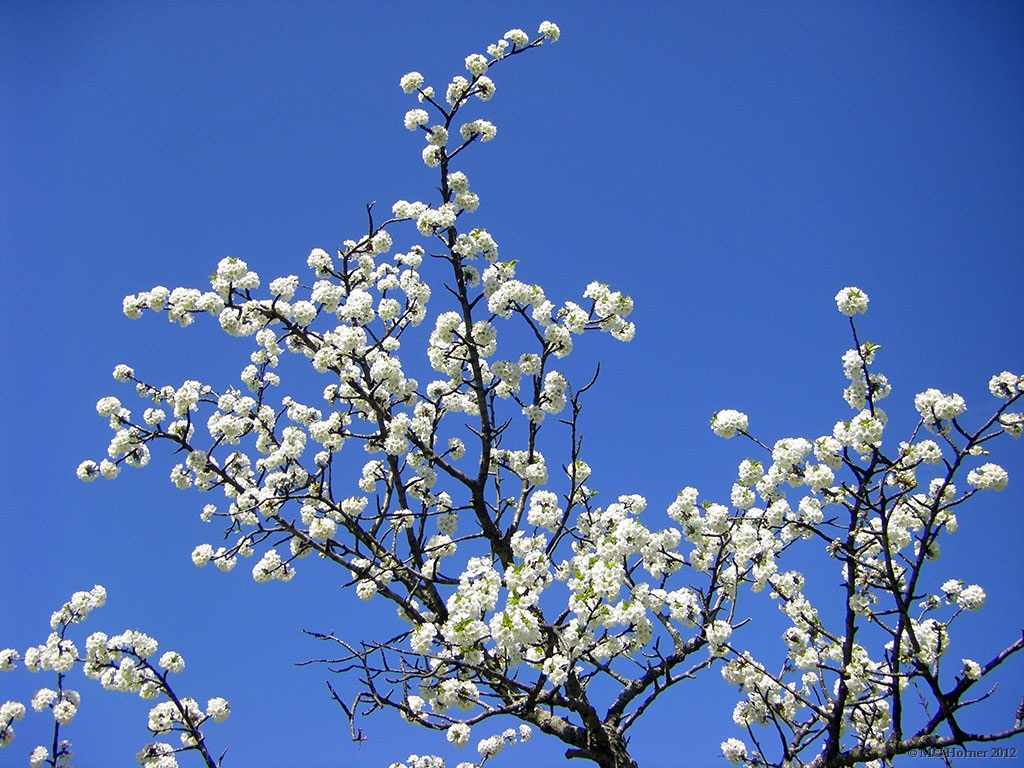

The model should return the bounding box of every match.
[834,286,869,316]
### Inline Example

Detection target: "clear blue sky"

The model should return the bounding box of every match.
[2,2,1022,766]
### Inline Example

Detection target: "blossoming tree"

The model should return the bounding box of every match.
[3,20,1023,768]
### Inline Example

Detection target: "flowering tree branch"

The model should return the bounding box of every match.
[2,19,1021,768]
[1,587,230,767]
[714,292,1024,767]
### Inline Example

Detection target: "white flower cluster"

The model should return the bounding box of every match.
[388,756,445,768]
[83,220,451,577]
[967,462,1009,491]
[47,584,106,629]
[711,409,748,439]
[706,294,1024,764]
[487,28,529,59]
[823,328,894,457]
[394,724,532,768]
[1,589,229,760]
[834,285,869,316]
[538,21,560,41]
[989,370,1023,400]
[941,579,987,611]
[123,284,226,327]
[390,478,752,735]
[136,742,179,768]
[30,686,79,724]
[398,21,560,171]
[721,737,748,764]
[914,387,967,431]
[459,119,497,143]
[838,343,890,412]
[961,658,983,681]
[447,171,479,213]
[482,262,635,359]
[0,701,26,747]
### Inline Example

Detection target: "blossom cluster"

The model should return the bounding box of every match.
[400,22,558,171]
[1,588,228,766]
[709,289,1022,765]
[389,724,531,768]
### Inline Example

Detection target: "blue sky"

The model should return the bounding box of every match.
[2,2,1022,766]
